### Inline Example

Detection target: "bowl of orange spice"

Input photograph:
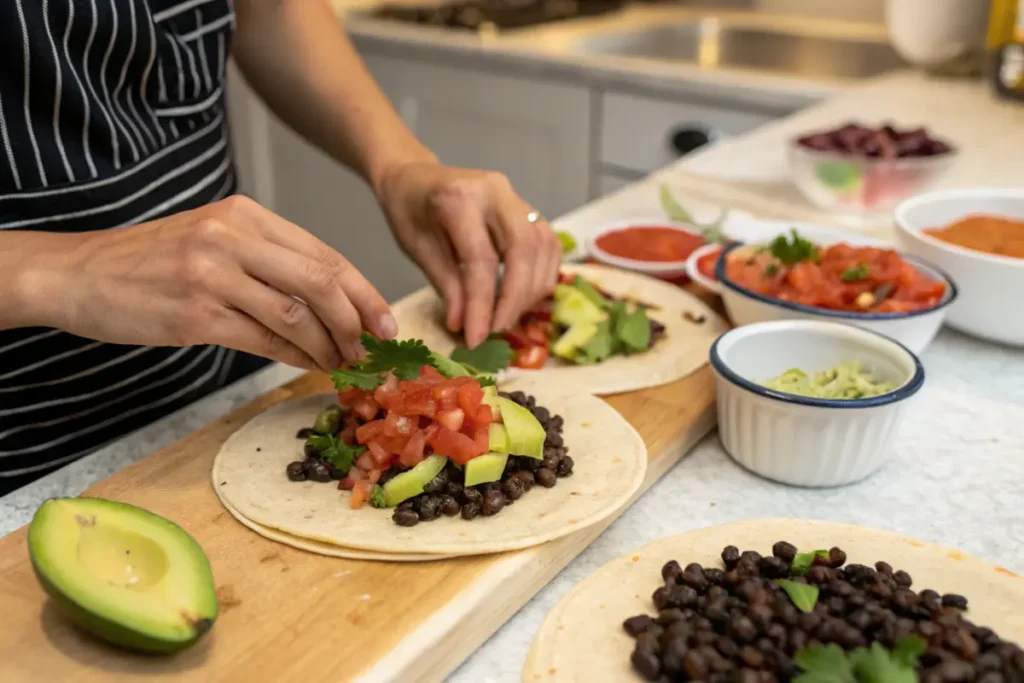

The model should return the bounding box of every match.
[895,188,1024,347]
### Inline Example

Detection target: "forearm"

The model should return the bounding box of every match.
[0,230,76,330]
[231,0,436,195]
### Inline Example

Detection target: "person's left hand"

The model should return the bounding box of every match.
[375,162,562,348]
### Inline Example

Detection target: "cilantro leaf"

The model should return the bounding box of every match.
[775,579,820,613]
[306,434,364,474]
[476,375,497,387]
[577,320,615,365]
[450,338,513,374]
[890,636,926,669]
[330,368,385,391]
[358,333,434,380]
[770,229,819,265]
[794,644,855,683]
[613,304,651,353]
[849,641,918,683]
[792,549,830,576]
[369,484,388,509]
[841,264,871,281]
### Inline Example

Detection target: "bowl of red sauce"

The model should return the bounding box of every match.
[714,239,957,352]
[588,219,706,279]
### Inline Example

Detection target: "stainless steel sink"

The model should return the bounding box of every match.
[574,18,905,80]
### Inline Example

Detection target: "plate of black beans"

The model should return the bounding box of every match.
[524,519,1024,683]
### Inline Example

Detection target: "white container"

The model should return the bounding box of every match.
[894,188,1024,347]
[711,320,925,488]
[714,243,957,353]
[885,0,989,68]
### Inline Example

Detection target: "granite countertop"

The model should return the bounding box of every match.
[2,66,1023,683]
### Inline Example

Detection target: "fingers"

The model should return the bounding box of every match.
[406,230,466,334]
[439,203,499,348]
[216,196,397,341]
[206,308,319,371]
[219,267,342,371]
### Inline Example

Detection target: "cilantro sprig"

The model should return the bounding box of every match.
[358,334,433,380]
[770,229,820,265]
[791,549,830,576]
[450,337,513,374]
[794,637,925,683]
[305,434,364,474]
[775,579,819,613]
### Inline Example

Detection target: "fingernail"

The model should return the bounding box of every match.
[378,313,398,339]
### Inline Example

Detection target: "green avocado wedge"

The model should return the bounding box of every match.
[464,452,510,487]
[494,397,546,459]
[383,455,448,507]
[28,497,217,654]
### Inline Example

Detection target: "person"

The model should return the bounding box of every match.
[0,0,562,494]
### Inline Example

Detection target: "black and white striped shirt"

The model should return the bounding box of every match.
[0,0,268,492]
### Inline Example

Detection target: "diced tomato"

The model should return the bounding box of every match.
[337,388,368,407]
[353,397,380,421]
[400,388,436,418]
[473,403,493,429]
[471,425,490,454]
[456,382,484,417]
[501,329,532,350]
[338,466,368,491]
[357,451,378,471]
[384,411,414,437]
[512,345,549,370]
[428,427,486,465]
[432,383,459,411]
[436,408,465,432]
[398,430,426,468]
[355,419,386,444]
[350,480,373,509]
[423,423,440,443]
[558,271,575,284]
[418,366,447,383]
[338,418,357,444]
[525,323,549,346]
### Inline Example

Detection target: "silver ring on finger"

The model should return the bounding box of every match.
[526,210,543,224]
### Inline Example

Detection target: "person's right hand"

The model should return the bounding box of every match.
[23,195,396,370]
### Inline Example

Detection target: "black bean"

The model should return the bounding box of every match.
[286,461,307,481]
[481,490,505,516]
[295,427,316,439]
[729,616,757,643]
[682,650,708,679]
[397,499,416,512]
[739,550,762,565]
[759,556,789,578]
[461,502,480,520]
[461,487,483,506]
[423,470,448,494]
[417,496,441,521]
[705,568,726,586]
[501,477,524,502]
[303,442,320,458]
[556,455,574,477]
[662,560,684,584]
[631,648,661,681]
[721,546,741,569]
[549,415,564,430]
[893,569,913,587]
[828,547,848,568]
[439,495,460,517]
[875,560,894,576]
[307,460,332,482]
[445,480,464,498]
[536,468,557,488]
[681,567,709,592]
[393,509,419,527]
[512,470,535,491]
[624,615,655,637]
[541,451,560,471]
[738,644,763,668]
[771,541,797,563]
[942,593,969,610]
[806,565,836,585]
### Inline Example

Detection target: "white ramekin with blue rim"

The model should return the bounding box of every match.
[713,242,958,353]
[710,320,925,488]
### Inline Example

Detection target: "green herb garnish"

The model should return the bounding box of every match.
[450,337,513,374]
[369,484,388,509]
[765,263,780,277]
[572,276,611,310]
[578,320,616,364]
[841,264,871,281]
[770,229,819,265]
[791,549,830,576]
[775,579,820,613]
[358,333,434,380]
[794,637,925,683]
[330,368,385,392]
[306,434,364,474]
[611,303,651,353]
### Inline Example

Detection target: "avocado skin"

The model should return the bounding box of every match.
[28,498,218,655]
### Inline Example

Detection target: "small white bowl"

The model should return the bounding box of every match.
[714,243,957,353]
[894,188,1024,347]
[711,320,925,487]
[684,242,725,294]
[587,218,705,280]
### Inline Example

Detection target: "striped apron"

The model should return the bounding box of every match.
[0,0,269,493]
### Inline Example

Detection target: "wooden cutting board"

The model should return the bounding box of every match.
[0,294,723,683]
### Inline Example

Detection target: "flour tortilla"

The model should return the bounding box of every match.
[215,494,455,562]
[524,519,1024,682]
[392,263,728,396]
[213,390,647,556]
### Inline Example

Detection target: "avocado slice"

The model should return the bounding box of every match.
[489,423,510,453]
[383,455,448,507]
[495,397,546,459]
[552,286,607,328]
[482,385,501,420]
[430,351,473,378]
[28,497,217,654]
[552,321,599,360]
[464,453,509,487]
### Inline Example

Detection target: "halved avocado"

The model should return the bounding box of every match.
[464,453,509,487]
[383,455,448,507]
[28,497,217,654]
[495,397,546,459]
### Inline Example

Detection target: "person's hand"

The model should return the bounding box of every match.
[22,195,395,370]
[375,162,562,347]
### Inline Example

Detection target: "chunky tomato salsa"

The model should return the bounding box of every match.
[724,237,946,314]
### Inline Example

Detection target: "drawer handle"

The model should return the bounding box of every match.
[668,126,719,157]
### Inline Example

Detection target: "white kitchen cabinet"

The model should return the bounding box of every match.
[226,54,591,303]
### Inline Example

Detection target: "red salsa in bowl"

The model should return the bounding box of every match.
[589,222,705,280]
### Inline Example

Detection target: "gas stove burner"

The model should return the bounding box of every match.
[372,0,628,31]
